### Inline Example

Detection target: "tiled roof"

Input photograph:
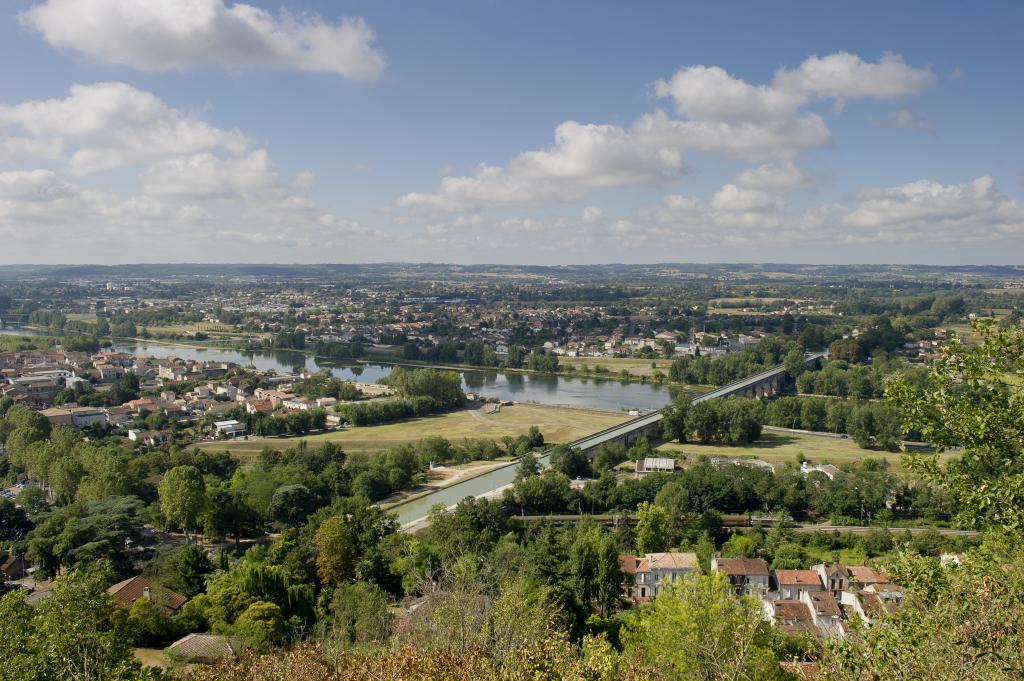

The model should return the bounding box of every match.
[645,552,698,570]
[807,591,842,617]
[618,555,641,575]
[167,634,241,663]
[775,569,822,586]
[772,600,813,622]
[107,576,186,612]
[715,557,770,576]
[847,565,885,584]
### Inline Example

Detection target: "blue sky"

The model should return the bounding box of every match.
[0,0,1021,264]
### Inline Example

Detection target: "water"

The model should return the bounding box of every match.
[99,340,681,412]
[391,456,550,526]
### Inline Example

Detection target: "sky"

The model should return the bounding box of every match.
[0,0,1022,266]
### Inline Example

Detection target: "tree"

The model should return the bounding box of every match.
[549,444,591,479]
[622,571,785,680]
[634,501,669,555]
[661,397,691,442]
[167,545,214,598]
[267,483,316,528]
[159,465,206,539]
[887,320,1024,529]
[0,563,145,681]
[819,536,1024,680]
[324,581,392,651]
[595,534,624,616]
[313,515,356,587]
[514,452,540,483]
[0,496,30,540]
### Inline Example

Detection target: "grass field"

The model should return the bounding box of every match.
[197,404,628,462]
[563,356,673,378]
[656,431,957,474]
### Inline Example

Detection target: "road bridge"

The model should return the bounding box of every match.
[393,351,828,528]
[571,351,827,456]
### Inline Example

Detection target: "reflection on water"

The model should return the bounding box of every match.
[0,330,678,412]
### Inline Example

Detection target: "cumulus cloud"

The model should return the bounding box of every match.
[0,83,372,262]
[401,52,932,215]
[399,120,685,212]
[773,52,935,105]
[734,160,811,191]
[20,0,385,79]
[0,82,247,174]
[842,176,1023,242]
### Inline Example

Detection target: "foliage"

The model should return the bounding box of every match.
[887,320,1024,529]
[622,570,787,680]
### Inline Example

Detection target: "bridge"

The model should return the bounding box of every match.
[571,351,827,456]
[393,351,828,529]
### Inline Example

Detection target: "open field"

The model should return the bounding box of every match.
[143,322,240,336]
[563,356,673,377]
[656,431,958,474]
[197,404,628,462]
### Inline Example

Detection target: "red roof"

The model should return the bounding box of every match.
[107,576,186,612]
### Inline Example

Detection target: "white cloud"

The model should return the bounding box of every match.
[0,83,372,261]
[842,176,1023,242]
[734,160,810,191]
[710,184,783,213]
[654,65,803,123]
[0,136,63,164]
[773,52,935,105]
[582,205,603,223]
[20,0,385,79]
[401,52,932,215]
[0,82,247,174]
[399,120,685,212]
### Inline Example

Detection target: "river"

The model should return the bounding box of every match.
[0,326,681,413]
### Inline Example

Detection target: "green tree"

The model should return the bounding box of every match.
[313,515,356,587]
[323,581,392,651]
[635,501,669,555]
[0,563,145,681]
[623,570,784,680]
[159,465,206,539]
[887,320,1024,529]
[167,545,214,598]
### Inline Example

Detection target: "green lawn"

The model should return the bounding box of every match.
[657,431,956,474]
[197,404,628,462]
[564,356,673,377]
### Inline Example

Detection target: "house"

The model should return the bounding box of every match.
[839,590,892,627]
[214,419,247,438]
[107,576,186,614]
[814,563,851,596]
[773,569,824,601]
[104,405,135,427]
[167,634,241,664]
[39,407,74,427]
[635,457,676,474]
[712,557,771,596]
[245,398,276,415]
[0,550,28,580]
[70,406,107,428]
[801,590,845,635]
[846,565,886,589]
[622,552,698,601]
[763,599,817,636]
[95,363,127,382]
[128,429,171,447]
